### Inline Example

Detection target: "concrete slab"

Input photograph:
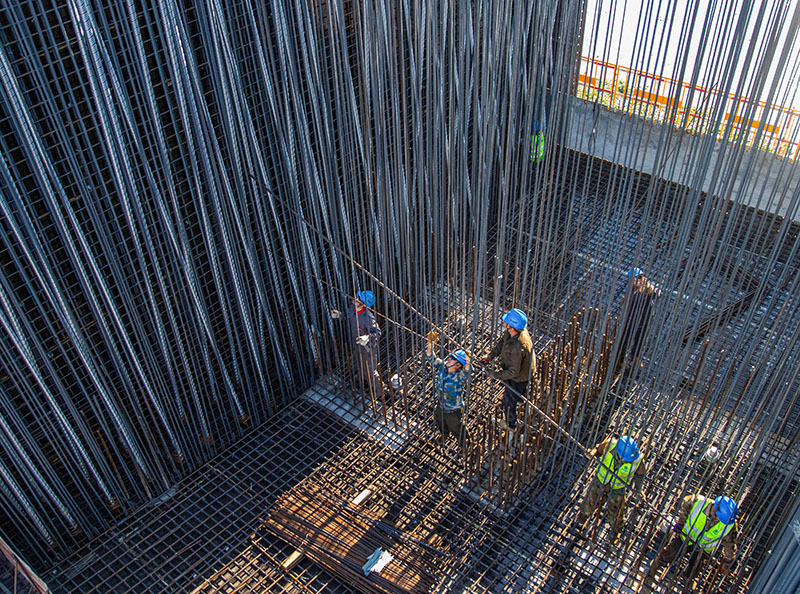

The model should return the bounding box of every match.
[302,383,418,451]
[565,97,800,221]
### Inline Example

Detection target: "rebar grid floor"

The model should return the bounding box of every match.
[43,375,756,594]
[463,428,750,594]
[34,193,793,594]
[47,400,358,593]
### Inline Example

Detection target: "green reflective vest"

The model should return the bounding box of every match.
[596,441,641,490]
[681,497,734,551]
[531,131,545,161]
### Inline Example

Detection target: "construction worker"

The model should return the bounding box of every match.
[478,308,534,431]
[331,290,384,396]
[531,120,545,161]
[425,342,471,446]
[615,268,658,374]
[649,495,738,588]
[577,435,646,544]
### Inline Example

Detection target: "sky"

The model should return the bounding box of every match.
[581,0,800,113]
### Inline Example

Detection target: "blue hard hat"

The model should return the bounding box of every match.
[502,308,528,330]
[616,436,640,463]
[714,496,738,524]
[448,350,468,366]
[356,290,375,308]
[628,267,645,279]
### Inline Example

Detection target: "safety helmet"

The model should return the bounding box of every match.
[502,308,528,330]
[703,446,721,464]
[616,436,640,463]
[356,290,375,308]
[448,350,468,366]
[714,496,738,524]
[628,267,645,279]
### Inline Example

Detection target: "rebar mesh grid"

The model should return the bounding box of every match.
[0,0,799,592]
[38,373,765,594]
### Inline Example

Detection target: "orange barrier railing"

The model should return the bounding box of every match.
[577,56,800,160]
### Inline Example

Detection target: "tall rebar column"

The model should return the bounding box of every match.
[0,1,798,591]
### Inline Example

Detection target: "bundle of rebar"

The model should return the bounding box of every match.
[263,483,437,594]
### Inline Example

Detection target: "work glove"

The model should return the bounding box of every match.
[331,309,341,319]
[356,335,370,347]
[426,330,439,345]
[672,523,683,533]
[478,356,490,365]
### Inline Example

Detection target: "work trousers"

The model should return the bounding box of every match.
[502,380,528,429]
[434,404,469,445]
[353,348,382,395]
[655,535,711,582]
[579,479,626,537]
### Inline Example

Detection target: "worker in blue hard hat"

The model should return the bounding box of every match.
[425,337,471,447]
[650,494,739,587]
[478,308,535,432]
[331,290,384,396]
[578,435,647,545]
[614,268,659,375]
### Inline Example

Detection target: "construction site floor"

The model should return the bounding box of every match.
[43,380,747,594]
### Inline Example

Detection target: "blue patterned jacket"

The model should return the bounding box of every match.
[426,354,469,410]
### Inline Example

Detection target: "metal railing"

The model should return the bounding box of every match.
[577,56,800,160]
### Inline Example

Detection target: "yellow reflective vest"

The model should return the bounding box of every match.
[681,496,734,551]
[531,131,545,161]
[596,440,642,490]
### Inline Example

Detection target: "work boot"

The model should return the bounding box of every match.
[576,512,589,528]
[647,558,662,580]
[608,530,621,546]
[684,557,703,588]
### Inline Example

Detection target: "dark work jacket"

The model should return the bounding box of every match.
[488,329,535,383]
[346,307,381,353]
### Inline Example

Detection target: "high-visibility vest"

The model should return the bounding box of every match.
[596,441,642,490]
[681,497,734,551]
[531,131,545,161]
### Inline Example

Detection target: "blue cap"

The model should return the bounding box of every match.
[714,496,738,524]
[356,290,375,308]
[448,350,468,366]
[616,436,640,463]
[628,267,645,279]
[502,308,528,330]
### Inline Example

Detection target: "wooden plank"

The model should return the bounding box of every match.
[0,537,51,593]
[280,550,304,571]
[352,488,372,506]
